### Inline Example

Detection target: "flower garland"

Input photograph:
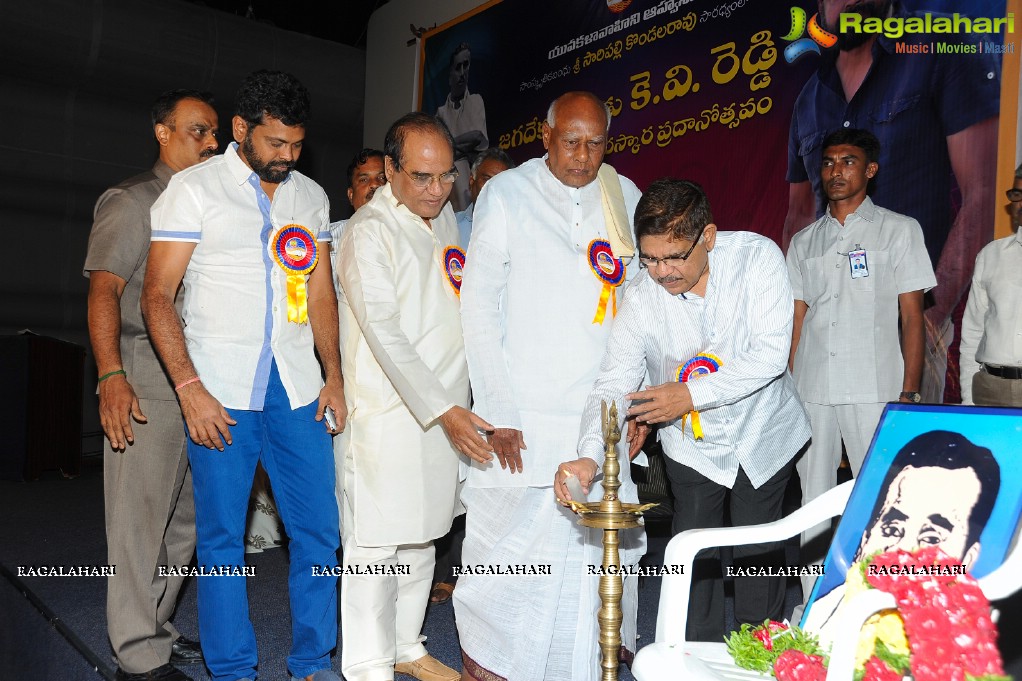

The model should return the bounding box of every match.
[726,546,1011,681]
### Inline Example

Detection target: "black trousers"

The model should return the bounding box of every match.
[664,454,797,642]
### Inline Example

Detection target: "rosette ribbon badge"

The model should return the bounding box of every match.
[271,224,319,323]
[675,353,723,440]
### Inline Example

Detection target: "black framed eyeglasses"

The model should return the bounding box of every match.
[1006,189,1022,202]
[638,224,707,270]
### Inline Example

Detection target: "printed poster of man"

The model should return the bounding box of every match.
[418,0,1014,402]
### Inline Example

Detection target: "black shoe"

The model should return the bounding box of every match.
[170,636,204,665]
[115,663,193,681]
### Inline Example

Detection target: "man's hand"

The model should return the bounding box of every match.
[98,374,147,451]
[488,428,527,474]
[438,406,495,465]
[554,458,599,503]
[177,382,236,451]
[626,418,650,461]
[626,382,694,424]
[315,379,347,434]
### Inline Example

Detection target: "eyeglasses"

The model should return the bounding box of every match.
[638,225,707,270]
[1006,189,1022,202]
[400,166,459,189]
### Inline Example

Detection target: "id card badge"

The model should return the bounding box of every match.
[848,247,869,279]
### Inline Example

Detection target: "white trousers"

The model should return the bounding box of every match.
[798,401,885,602]
[339,457,434,681]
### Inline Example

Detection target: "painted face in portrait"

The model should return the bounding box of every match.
[856,465,983,565]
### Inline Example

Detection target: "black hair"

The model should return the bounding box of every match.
[346,148,385,189]
[450,42,471,67]
[821,127,881,164]
[235,70,311,128]
[383,112,455,172]
[634,178,713,243]
[866,430,1001,552]
[151,89,214,128]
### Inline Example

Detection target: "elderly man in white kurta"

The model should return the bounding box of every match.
[455,91,646,681]
[335,112,493,681]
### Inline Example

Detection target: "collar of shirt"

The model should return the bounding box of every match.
[824,195,878,228]
[1013,228,1022,248]
[224,141,294,189]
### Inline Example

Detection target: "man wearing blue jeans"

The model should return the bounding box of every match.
[142,70,344,681]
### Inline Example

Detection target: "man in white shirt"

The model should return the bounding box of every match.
[436,42,487,212]
[328,148,386,253]
[787,128,936,602]
[454,147,514,249]
[960,164,1022,408]
[334,112,493,681]
[456,91,645,681]
[142,70,344,681]
[567,178,811,641]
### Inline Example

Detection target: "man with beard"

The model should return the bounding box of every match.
[783,0,999,401]
[85,88,217,681]
[142,70,344,681]
[787,128,935,606]
[456,91,646,681]
[334,112,493,681]
[960,164,1022,408]
[328,148,386,251]
[436,42,487,212]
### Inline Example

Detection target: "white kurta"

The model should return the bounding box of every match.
[335,183,469,547]
[460,157,642,488]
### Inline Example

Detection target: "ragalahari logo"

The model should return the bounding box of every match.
[782,6,838,63]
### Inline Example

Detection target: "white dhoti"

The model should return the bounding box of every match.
[454,485,645,681]
[339,452,436,681]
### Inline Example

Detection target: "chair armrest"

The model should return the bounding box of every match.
[656,480,855,642]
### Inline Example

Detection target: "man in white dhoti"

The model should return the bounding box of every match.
[334,112,494,681]
[455,91,647,681]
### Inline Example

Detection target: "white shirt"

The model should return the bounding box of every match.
[455,202,473,250]
[579,232,812,488]
[437,90,487,212]
[151,142,332,411]
[787,197,936,404]
[335,182,469,545]
[960,230,1022,404]
[461,157,641,488]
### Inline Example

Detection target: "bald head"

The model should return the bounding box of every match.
[542,91,612,188]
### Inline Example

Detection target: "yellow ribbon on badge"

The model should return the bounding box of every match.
[588,239,625,325]
[271,225,319,324]
[676,354,723,441]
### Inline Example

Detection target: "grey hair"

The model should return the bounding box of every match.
[546,93,612,133]
[470,147,516,179]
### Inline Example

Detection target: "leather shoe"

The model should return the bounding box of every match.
[170,636,204,665]
[394,655,459,681]
[115,663,193,681]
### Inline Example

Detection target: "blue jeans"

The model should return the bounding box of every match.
[187,361,339,680]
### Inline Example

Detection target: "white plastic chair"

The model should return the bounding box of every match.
[632,479,1022,680]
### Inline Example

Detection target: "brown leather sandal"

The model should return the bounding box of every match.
[429,581,455,604]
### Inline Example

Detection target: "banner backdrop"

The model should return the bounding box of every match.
[421,0,826,242]
[420,0,1010,402]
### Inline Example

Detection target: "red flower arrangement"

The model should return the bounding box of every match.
[727,546,1011,681]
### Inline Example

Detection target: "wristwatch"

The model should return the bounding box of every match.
[899,391,922,403]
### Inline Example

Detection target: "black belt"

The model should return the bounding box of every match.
[983,364,1022,380]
